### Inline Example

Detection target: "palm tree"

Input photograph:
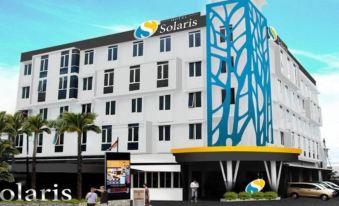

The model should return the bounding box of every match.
[7,112,30,145]
[0,111,11,137]
[0,140,19,182]
[61,112,101,199]
[23,115,51,189]
[49,117,68,146]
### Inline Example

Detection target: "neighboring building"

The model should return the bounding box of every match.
[14,0,329,201]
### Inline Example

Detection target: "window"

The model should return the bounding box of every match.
[69,75,78,98]
[40,55,48,78]
[39,108,48,120]
[108,45,118,61]
[131,98,142,113]
[82,132,87,151]
[159,95,171,110]
[22,86,30,99]
[83,77,93,91]
[128,123,139,150]
[133,41,143,57]
[221,88,235,104]
[160,36,171,52]
[220,26,226,43]
[71,49,80,73]
[133,171,180,188]
[37,79,47,102]
[189,61,201,77]
[189,123,202,140]
[221,60,226,73]
[280,131,285,145]
[189,31,201,47]
[160,172,172,188]
[188,92,201,108]
[159,125,171,141]
[15,134,24,153]
[157,61,169,88]
[129,66,140,91]
[24,64,32,75]
[60,51,69,74]
[81,103,91,114]
[58,76,68,99]
[101,125,112,151]
[105,101,116,115]
[59,106,69,114]
[104,69,114,94]
[37,133,43,153]
[84,50,94,65]
[54,134,64,153]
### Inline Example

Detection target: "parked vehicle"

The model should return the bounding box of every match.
[323,181,339,188]
[319,182,339,196]
[287,182,336,201]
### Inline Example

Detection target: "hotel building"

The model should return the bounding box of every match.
[13,0,329,201]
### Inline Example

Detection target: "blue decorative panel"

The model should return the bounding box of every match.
[206,0,273,146]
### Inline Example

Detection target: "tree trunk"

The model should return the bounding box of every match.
[10,134,17,170]
[77,132,83,199]
[31,133,38,189]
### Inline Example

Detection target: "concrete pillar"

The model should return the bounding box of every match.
[309,170,313,181]
[226,161,233,191]
[270,161,277,191]
[318,170,323,181]
[298,169,303,182]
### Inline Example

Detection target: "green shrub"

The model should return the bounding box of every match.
[224,192,238,200]
[238,192,251,200]
[264,191,278,200]
[251,192,264,200]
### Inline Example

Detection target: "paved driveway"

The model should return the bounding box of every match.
[151,197,339,206]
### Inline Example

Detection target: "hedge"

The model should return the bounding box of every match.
[224,192,238,200]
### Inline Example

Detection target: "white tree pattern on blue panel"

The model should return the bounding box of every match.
[206,0,273,146]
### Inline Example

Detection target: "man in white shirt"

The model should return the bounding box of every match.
[190,180,199,203]
[86,187,98,206]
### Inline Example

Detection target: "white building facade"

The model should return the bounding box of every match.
[14,0,328,201]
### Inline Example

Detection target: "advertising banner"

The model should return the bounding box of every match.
[105,152,131,200]
[133,189,145,206]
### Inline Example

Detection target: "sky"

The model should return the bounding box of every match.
[0,0,338,164]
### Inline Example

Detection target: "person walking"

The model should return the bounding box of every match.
[95,186,108,206]
[85,187,98,206]
[144,183,151,206]
[190,180,199,203]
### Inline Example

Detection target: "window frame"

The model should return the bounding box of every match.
[133,41,144,57]
[160,36,171,52]
[84,50,94,65]
[108,45,118,61]
[189,31,201,48]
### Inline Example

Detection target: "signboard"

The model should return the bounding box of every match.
[105,152,131,200]
[245,179,265,193]
[133,189,145,206]
[134,12,203,40]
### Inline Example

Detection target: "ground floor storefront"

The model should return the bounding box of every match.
[5,150,331,201]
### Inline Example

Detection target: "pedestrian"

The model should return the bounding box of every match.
[190,179,199,203]
[85,187,98,206]
[144,183,151,206]
[95,186,108,206]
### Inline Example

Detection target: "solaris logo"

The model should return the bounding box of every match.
[134,20,159,39]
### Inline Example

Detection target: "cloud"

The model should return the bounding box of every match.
[0,64,19,114]
[290,49,339,72]
[313,73,339,165]
[90,24,137,33]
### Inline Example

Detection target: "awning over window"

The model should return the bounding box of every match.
[131,165,181,172]
[171,146,302,162]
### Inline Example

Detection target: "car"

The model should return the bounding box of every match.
[319,182,339,196]
[323,181,339,188]
[287,182,336,201]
